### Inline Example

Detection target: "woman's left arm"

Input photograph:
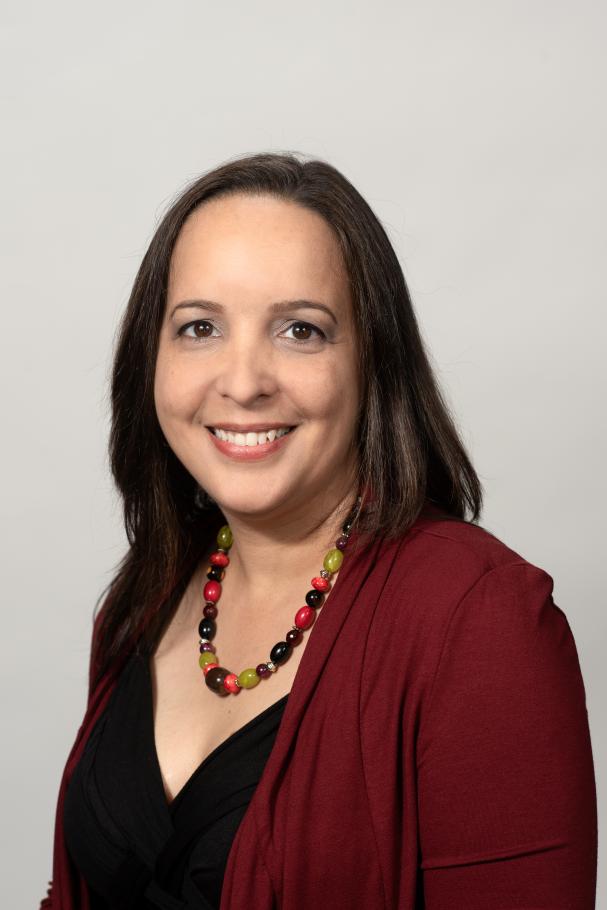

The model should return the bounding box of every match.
[416,561,598,909]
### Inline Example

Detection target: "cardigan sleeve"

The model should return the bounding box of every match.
[38,605,105,909]
[415,561,597,909]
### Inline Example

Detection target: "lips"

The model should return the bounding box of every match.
[206,424,298,460]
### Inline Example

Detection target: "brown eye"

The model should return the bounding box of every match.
[292,324,312,341]
[178,319,216,341]
[192,321,213,338]
[284,321,326,345]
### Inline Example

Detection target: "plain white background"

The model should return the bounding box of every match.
[1,1,604,906]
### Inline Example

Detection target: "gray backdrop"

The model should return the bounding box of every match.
[1,1,604,906]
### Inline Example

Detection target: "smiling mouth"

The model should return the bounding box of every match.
[206,426,297,447]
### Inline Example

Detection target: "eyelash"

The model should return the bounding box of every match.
[176,319,327,346]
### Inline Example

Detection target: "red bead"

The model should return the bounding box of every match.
[294,605,316,630]
[223,673,240,693]
[203,603,218,619]
[210,552,230,567]
[203,580,221,603]
[311,576,330,592]
[203,662,219,676]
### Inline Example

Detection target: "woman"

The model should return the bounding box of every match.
[40,152,597,909]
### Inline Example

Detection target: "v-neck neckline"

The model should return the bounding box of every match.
[142,655,290,817]
[141,514,376,826]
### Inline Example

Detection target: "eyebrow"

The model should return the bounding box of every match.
[170,298,338,325]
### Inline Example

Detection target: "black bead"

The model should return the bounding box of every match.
[207,566,224,581]
[270,640,292,665]
[205,666,229,695]
[341,498,360,535]
[305,589,324,608]
[198,617,216,640]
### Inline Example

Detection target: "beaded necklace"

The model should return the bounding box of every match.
[197,495,363,696]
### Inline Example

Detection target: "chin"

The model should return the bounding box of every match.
[209,487,299,516]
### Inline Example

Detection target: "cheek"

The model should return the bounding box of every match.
[295,357,359,417]
[153,358,173,424]
[154,357,199,425]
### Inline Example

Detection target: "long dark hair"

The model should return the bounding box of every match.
[89,150,483,693]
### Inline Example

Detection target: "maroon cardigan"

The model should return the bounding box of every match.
[40,508,598,908]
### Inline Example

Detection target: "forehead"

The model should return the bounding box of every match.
[168,193,349,304]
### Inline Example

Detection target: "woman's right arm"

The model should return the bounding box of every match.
[38,606,105,908]
[39,881,53,908]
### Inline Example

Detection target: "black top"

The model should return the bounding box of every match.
[64,651,289,909]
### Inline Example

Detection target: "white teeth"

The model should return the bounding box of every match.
[212,427,293,446]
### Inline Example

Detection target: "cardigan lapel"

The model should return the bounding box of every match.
[219,523,388,907]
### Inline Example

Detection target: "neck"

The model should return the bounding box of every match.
[207,483,361,605]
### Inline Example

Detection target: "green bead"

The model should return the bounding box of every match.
[323,548,344,573]
[238,668,260,689]
[217,525,233,549]
[199,651,217,669]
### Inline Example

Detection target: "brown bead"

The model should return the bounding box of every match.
[286,628,302,646]
[205,666,230,695]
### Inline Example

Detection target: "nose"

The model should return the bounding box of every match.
[212,328,279,407]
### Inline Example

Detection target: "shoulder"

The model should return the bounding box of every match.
[412,505,540,574]
[382,506,553,598]
[363,508,585,728]
[369,507,558,666]
[392,506,550,587]
[411,521,589,782]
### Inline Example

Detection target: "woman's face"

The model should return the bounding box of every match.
[154,192,361,525]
